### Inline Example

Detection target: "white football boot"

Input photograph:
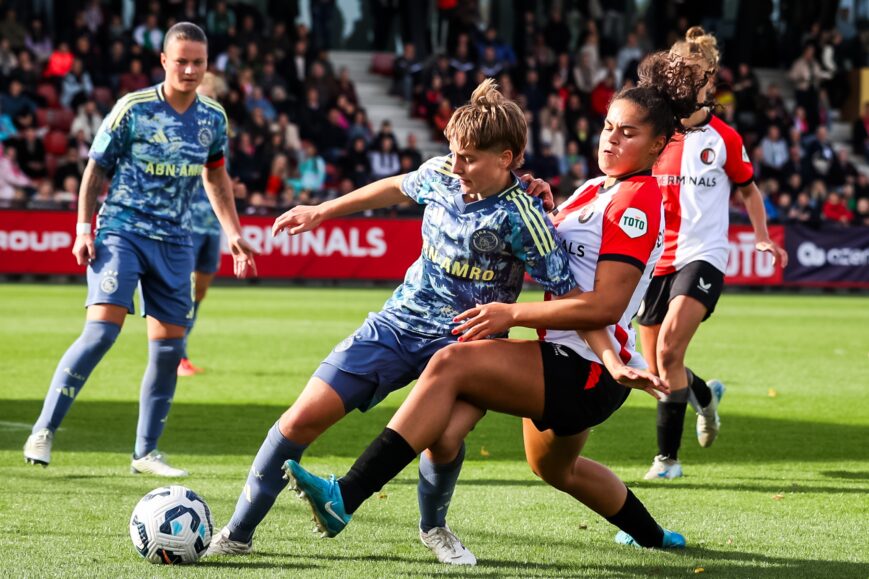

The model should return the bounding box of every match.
[205,526,253,556]
[696,380,725,448]
[24,428,54,466]
[420,526,477,565]
[130,450,188,477]
[643,455,683,480]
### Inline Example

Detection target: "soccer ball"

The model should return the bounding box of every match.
[129,485,213,564]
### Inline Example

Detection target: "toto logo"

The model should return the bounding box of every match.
[797,242,826,267]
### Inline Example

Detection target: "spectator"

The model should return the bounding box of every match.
[803,125,835,182]
[540,115,566,161]
[273,112,303,153]
[776,192,793,223]
[13,50,40,93]
[789,44,830,130]
[590,73,617,121]
[246,86,276,123]
[133,14,164,55]
[445,69,471,108]
[853,197,869,226]
[0,9,26,50]
[61,58,94,109]
[233,131,264,190]
[821,190,853,226]
[335,67,358,106]
[573,50,598,95]
[264,153,289,200]
[0,38,18,78]
[320,108,350,162]
[11,126,46,180]
[0,143,31,202]
[346,108,373,144]
[54,146,86,190]
[789,191,819,225]
[616,32,643,77]
[0,79,35,127]
[245,106,272,148]
[393,43,423,101]
[533,142,561,184]
[57,175,79,205]
[25,18,53,64]
[852,102,869,161]
[28,180,60,209]
[760,125,788,180]
[0,101,16,142]
[118,59,150,96]
[43,41,74,79]
[828,148,858,188]
[478,46,505,79]
[476,26,516,68]
[299,141,327,193]
[368,135,400,180]
[342,137,372,188]
[399,132,423,168]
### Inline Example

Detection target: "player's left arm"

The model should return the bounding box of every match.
[737,181,788,267]
[202,163,258,278]
[722,124,788,267]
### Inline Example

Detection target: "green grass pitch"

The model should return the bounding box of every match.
[1,284,867,578]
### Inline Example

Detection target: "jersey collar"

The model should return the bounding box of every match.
[459,176,521,214]
[601,168,652,191]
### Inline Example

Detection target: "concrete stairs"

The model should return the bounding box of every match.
[330,50,446,160]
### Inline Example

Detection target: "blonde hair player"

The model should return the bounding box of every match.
[207,79,577,565]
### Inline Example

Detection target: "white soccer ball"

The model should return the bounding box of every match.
[129,485,213,564]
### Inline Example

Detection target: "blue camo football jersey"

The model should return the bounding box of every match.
[188,185,221,235]
[379,155,576,336]
[90,84,228,244]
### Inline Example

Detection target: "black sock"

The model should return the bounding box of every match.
[338,427,417,514]
[657,396,687,460]
[687,368,712,407]
[606,489,665,548]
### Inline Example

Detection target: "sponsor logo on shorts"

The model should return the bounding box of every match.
[700,148,716,165]
[619,208,648,239]
[334,335,354,352]
[100,271,119,294]
[697,277,712,293]
[470,228,502,254]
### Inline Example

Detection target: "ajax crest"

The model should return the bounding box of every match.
[471,229,502,254]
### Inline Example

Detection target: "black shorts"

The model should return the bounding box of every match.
[636,260,725,326]
[532,342,631,437]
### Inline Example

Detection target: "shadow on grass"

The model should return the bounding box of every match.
[2,399,868,466]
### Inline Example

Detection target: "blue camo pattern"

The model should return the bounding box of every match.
[188,185,221,235]
[90,84,228,244]
[380,155,576,336]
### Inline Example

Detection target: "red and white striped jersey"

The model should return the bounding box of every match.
[541,173,664,368]
[653,114,753,275]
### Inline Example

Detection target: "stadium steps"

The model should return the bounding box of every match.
[330,50,446,159]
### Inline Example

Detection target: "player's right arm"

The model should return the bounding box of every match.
[72,159,108,266]
[272,174,407,236]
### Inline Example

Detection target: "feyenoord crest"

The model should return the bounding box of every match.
[577,204,595,223]
[198,127,212,147]
[700,147,716,165]
[471,229,502,254]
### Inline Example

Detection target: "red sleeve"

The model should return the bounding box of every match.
[599,178,662,271]
[712,116,754,187]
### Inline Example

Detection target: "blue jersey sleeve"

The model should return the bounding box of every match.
[201,97,229,167]
[400,155,456,205]
[506,192,576,296]
[89,97,134,170]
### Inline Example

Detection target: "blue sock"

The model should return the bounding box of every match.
[418,442,465,532]
[227,422,307,542]
[32,321,121,433]
[182,301,201,358]
[135,338,184,458]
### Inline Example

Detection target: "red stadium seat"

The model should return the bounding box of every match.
[36,83,60,109]
[47,108,74,132]
[43,130,69,156]
[370,53,395,76]
[35,108,49,127]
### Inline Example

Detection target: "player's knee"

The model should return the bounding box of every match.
[278,406,328,444]
[428,432,464,461]
[81,320,121,352]
[427,343,469,382]
[530,461,571,491]
[657,341,686,371]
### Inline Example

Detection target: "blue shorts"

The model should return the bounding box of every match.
[192,232,222,274]
[313,313,456,413]
[86,231,195,328]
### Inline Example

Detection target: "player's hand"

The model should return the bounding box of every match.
[519,173,554,211]
[272,205,324,237]
[452,302,515,341]
[228,234,258,278]
[608,364,670,399]
[72,233,96,266]
[756,238,788,268]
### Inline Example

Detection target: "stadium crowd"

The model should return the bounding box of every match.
[0,1,867,227]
